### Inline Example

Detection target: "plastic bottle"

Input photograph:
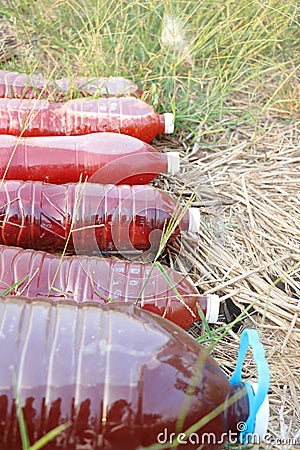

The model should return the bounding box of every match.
[0,69,143,100]
[56,76,143,98]
[0,70,46,99]
[0,133,180,185]
[0,97,174,142]
[0,298,269,450]
[0,244,219,329]
[0,181,199,255]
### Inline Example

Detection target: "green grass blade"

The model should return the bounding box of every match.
[11,367,31,450]
[11,366,70,450]
[154,260,196,319]
[28,422,71,450]
[2,274,31,296]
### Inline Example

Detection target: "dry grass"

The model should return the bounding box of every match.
[155,114,300,447]
[0,21,19,63]
[209,328,300,449]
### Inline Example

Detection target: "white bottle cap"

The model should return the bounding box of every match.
[163,113,175,134]
[166,151,180,174]
[188,208,200,233]
[249,382,270,438]
[205,294,220,323]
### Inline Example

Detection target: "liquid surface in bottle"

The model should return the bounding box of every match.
[0,181,191,255]
[0,244,212,329]
[0,298,249,450]
[0,97,168,142]
[0,70,142,100]
[0,133,173,185]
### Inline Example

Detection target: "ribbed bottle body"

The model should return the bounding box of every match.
[0,133,169,184]
[0,244,211,329]
[0,182,189,254]
[0,70,142,99]
[0,97,165,142]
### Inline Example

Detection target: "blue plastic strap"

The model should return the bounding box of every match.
[230,329,270,444]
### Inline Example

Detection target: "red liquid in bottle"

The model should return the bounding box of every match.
[0,181,199,255]
[0,133,179,185]
[0,70,142,100]
[0,97,174,142]
[0,298,260,450]
[0,244,219,329]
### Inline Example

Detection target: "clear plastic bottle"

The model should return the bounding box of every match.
[0,181,199,255]
[0,133,179,184]
[0,244,220,329]
[0,97,174,142]
[56,75,143,98]
[0,299,269,450]
[0,69,143,99]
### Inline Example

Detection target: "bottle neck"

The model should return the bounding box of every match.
[178,210,190,233]
[158,114,166,134]
[179,208,200,233]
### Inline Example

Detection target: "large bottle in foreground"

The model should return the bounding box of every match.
[0,298,269,450]
[0,181,199,255]
[0,244,219,329]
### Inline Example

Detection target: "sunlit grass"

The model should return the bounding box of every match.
[1,0,299,133]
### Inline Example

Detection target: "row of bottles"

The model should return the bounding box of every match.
[0,72,209,317]
[0,70,270,449]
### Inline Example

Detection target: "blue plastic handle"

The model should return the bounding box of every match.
[230,329,270,444]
